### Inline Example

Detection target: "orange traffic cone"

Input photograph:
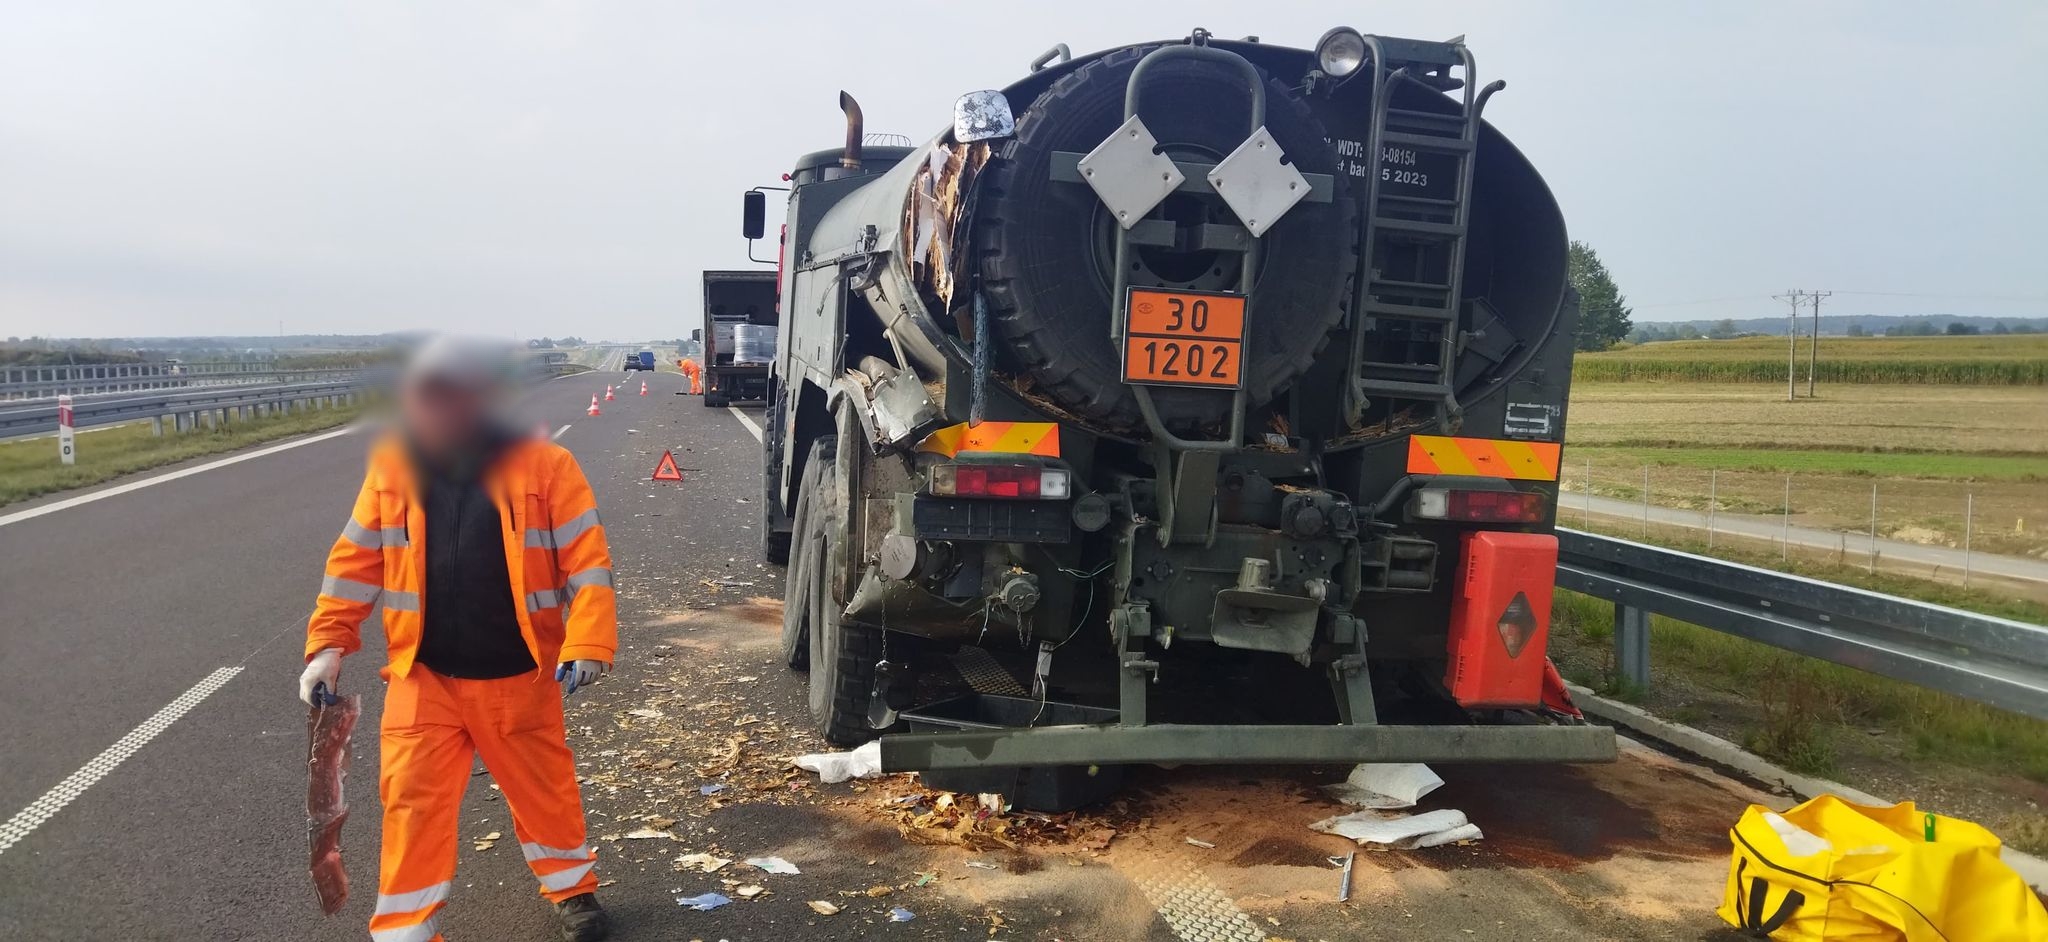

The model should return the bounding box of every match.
[639,381,648,396]
[587,395,602,416]
[604,386,615,401]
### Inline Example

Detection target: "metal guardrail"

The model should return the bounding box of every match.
[1555,527,2048,720]
[0,379,377,437]
[0,362,371,401]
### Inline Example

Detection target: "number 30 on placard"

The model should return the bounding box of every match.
[1122,288,1246,389]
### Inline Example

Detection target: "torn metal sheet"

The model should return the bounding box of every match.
[902,140,991,317]
[307,688,363,915]
[1310,808,1482,849]
[1323,762,1444,809]
[867,367,943,448]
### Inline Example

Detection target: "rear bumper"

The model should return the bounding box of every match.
[878,722,1617,771]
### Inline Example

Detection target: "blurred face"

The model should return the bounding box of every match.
[399,376,489,459]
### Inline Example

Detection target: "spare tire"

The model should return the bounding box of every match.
[978,46,1356,433]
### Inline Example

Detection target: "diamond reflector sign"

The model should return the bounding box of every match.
[1497,591,1537,658]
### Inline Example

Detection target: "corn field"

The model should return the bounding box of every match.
[1574,358,2046,385]
[1574,334,2048,385]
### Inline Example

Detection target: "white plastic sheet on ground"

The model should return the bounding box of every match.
[1310,808,1483,849]
[1323,763,1443,809]
[793,740,882,784]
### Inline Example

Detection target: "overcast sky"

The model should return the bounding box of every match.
[2,1,2043,341]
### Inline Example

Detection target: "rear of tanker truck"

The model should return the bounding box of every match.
[745,27,1616,788]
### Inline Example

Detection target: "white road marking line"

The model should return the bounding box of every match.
[0,666,242,856]
[552,423,572,440]
[726,406,764,443]
[1135,858,1269,942]
[0,424,364,528]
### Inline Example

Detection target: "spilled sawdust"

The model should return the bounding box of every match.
[582,592,1761,934]
[797,741,1764,932]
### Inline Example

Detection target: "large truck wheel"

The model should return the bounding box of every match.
[804,427,883,744]
[977,46,1355,432]
[760,388,793,565]
[778,439,826,670]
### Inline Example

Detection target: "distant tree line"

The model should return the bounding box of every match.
[1624,318,2038,344]
[1873,320,2034,337]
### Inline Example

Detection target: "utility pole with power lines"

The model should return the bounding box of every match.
[1805,290,1831,397]
[1774,289,1806,401]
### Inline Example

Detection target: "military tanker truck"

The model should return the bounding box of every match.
[742,28,1615,778]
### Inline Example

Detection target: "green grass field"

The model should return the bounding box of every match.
[0,403,367,506]
[1575,334,2048,385]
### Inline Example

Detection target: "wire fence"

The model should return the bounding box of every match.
[1559,461,2045,590]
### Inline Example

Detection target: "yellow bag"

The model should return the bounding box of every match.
[1719,794,2048,940]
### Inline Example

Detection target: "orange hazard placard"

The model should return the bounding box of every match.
[1406,435,1561,481]
[1122,288,1245,389]
[651,450,684,482]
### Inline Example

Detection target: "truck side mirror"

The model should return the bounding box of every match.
[742,191,766,240]
[691,329,702,342]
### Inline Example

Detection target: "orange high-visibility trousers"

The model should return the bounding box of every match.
[369,668,597,942]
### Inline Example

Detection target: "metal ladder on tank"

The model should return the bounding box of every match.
[1343,37,1505,432]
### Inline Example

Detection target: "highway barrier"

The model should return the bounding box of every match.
[0,361,373,401]
[0,379,379,440]
[1556,527,2048,720]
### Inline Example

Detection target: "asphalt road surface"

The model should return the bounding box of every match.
[0,369,1768,941]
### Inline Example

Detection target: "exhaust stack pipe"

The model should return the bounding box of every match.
[838,91,864,171]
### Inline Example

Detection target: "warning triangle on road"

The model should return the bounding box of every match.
[651,450,684,482]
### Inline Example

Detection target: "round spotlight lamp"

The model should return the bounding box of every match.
[1315,27,1367,78]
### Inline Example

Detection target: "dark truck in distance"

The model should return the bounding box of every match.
[700,270,777,408]
[743,28,1612,782]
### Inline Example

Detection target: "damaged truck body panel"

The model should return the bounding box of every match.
[746,28,1611,779]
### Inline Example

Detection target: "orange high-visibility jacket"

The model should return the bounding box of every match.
[306,435,618,676]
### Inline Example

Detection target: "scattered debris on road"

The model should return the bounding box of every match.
[1311,807,1483,849]
[745,855,801,875]
[793,741,882,784]
[1325,762,1444,809]
[675,892,731,911]
[674,852,731,873]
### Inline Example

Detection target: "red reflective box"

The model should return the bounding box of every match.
[1444,530,1559,709]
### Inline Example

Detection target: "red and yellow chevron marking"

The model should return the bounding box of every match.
[1406,435,1561,481]
[916,422,1061,459]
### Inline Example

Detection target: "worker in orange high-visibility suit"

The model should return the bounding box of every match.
[299,336,617,942]
[679,357,702,395]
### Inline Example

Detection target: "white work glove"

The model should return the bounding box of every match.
[299,648,343,705]
[556,659,609,698]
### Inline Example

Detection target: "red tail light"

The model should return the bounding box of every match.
[929,463,1071,500]
[1411,488,1547,524]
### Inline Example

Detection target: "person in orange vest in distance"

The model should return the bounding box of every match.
[298,336,617,942]
[679,356,702,395]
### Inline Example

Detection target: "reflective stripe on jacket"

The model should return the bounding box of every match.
[306,434,618,676]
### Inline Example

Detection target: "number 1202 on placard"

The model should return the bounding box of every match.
[1121,288,1246,389]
